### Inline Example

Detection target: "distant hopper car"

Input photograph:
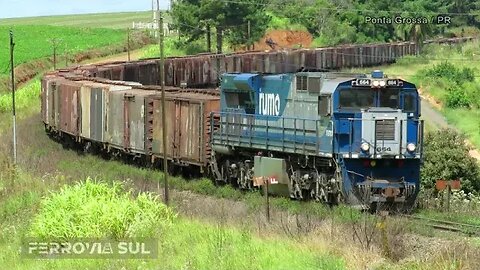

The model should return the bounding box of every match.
[73,37,473,88]
[41,68,423,211]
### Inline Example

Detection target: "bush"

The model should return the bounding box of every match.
[190,178,217,195]
[424,62,475,85]
[423,62,477,108]
[446,85,471,108]
[0,79,40,113]
[421,129,480,193]
[464,82,480,109]
[29,178,176,240]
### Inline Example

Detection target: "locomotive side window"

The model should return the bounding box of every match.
[339,89,374,109]
[318,95,330,116]
[379,88,400,109]
[296,75,307,92]
[225,92,255,113]
[225,92,240,107]
[404,94,416,112]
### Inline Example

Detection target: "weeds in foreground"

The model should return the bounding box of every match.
[29,178,176,240]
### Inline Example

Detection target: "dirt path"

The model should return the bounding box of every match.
[420,97,450,129]
[81,47,147,65]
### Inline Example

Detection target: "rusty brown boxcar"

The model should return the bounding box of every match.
[102,64,125,81]
[124,62,140,83]
[138,61,158,86]
[146,92,220,168]
[79,82,132,143]
[58,80,82,136]
[107,89,156,153]
[41,74,61,127]
[60,37,474,89]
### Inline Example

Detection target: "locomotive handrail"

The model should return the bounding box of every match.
[210,111,329,156]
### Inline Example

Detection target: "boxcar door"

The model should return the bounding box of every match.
[47,81,56,127]
[123,95,131,150]
[80,86,91,139]
[178,100,201,163]
[90,88,104,142]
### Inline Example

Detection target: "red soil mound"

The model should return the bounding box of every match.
[237,29,313,52]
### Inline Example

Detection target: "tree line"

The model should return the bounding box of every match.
[171,0,480,50]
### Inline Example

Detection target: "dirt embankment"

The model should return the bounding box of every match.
[238,29,313,51]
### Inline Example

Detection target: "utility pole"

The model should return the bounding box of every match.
[48,38,61,70]
[157,0,169,206]
[127,28,131,61]
[247,20,251,51]
[9,30,16,165]
[265,178,270,222]
[206,24,211,53]
[65,45,68,67]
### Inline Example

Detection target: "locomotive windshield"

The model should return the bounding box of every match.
[379,88,400,108]
[339,87,417,112]
[339,89,375,109]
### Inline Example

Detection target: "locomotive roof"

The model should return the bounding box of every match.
[319,77,355,95]
[295,71,368,95]
[295,72,363,95]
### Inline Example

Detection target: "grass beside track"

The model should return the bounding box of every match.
[0,174,345,270]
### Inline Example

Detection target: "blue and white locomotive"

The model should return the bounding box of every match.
[210,70,423,210]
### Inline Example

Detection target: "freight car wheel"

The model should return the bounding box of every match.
[400,199,416,214]
[327,192,340,207]
[214,160,233,186]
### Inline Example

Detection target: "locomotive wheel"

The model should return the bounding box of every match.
[238,162,254,190]
[289,171,304,200]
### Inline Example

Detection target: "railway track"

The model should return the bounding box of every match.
[402,214,480,236]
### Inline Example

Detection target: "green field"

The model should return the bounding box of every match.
[0,11,152,29]
[0,25,127,74]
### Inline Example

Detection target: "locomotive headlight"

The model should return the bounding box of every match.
[372,80,380,87]
[407,143,416,152]
[379,80,386,87]
[361,142,370,152]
